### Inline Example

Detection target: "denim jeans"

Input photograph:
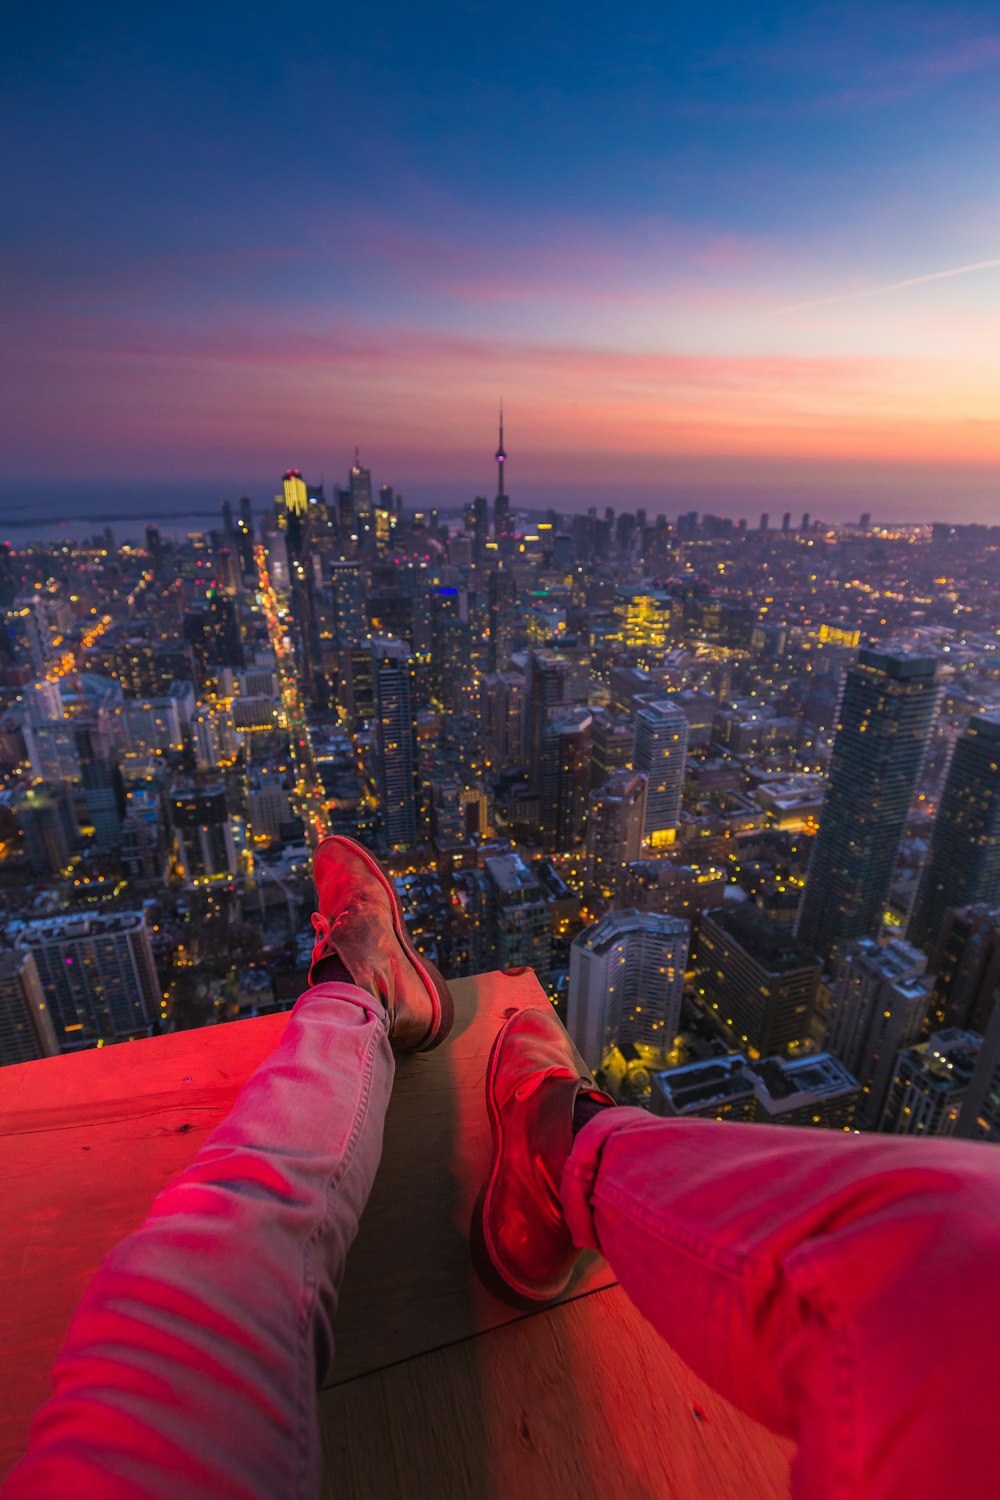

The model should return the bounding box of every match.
[5,983,1000,1499]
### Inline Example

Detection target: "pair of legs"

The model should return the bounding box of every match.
[5,842,1000,1499]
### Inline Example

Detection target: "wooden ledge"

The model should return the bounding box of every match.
[0,971,792,1496]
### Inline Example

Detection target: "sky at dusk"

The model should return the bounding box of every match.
[2,2,1000,522]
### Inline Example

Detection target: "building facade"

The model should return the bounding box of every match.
[633,699,688,848]
[567,910,689,1071]
[695,903,819,1057]
[797,649,939,967]
[13,912,159,1051]
[907,711,1000,955]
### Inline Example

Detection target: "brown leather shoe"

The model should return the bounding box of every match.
[471,1006,614,1304]
[310,836,454,1053]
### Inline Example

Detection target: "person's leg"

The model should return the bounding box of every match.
[4,836,454,1500]
[563,1110,1000,1500]
[2,980,393,1500]
[475,1007,1000,1500]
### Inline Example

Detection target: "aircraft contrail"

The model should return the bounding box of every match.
[771,257,1000,315]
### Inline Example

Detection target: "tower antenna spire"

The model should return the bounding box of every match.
[495,400,507,500]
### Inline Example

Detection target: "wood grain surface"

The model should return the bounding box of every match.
[321,1283,793,1500]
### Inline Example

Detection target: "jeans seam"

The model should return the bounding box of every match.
[790,1271,858,1498]
[593,1180,779,1286]
[294,1016,383,1500]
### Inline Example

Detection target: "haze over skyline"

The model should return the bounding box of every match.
[3,2,1000,521]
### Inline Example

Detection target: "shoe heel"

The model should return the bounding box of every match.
[469,1183,543,1311]
[414,956,455,1051]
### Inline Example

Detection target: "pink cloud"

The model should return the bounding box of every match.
[3,309,998,483]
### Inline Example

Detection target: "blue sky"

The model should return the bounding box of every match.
[2,2,999,518]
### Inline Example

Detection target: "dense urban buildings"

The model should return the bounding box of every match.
[2,437,1000,1146]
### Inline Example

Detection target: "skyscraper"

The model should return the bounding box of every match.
[14,782,78,875]
[695,904,819,1058]
[907,712,1000,955]
[486,566,516,672]
[880,1028,979,1135]
[0,950,58,1066]
[586,771,647,903]
[953,997,1000,1142]
[633,698,688,848]
[567,910,689,1072]
[927,903,1000,1035]
[372,637,420,851]
[350,449,374,553]
[172,784,237,879]
[330,560,366,648]
[825,937,930,1128]
[483,852,551,975]
[796,649,939,967]
[480,671,525,772]
[539,707,592,852]
[15,912,159,1051]
[76,720,126,848]
[472,493,489,566]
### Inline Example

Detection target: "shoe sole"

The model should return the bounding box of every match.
[313,835,455,1052]
[470,1011,574,1306]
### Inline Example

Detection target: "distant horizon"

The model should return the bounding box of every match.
[1,455,997,532]
[5,9,1000,527]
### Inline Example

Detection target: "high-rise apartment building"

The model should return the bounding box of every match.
[927,903,1000,1035]
[14,911,159,1050]
[76,720,126,847]
[349,450,374,551]
[826,937,930,1128]
[481,671,525,772]
[797,649,939,967]
[633,699,688,848]
[487,568,516,672]
[953,999,1000,1142]
[483,852,551,976]
[192,706,239,770]
[329,562,365,646]
[0,950,58,1065]
[880,1028,979,1136]
[172,783,237,879]
[523,650,581,773]
[539,708,592,853]
[14,782,78,874]
[567,910,689,1072]
[372,637,420,851]
[907,712,1000,955]
[695,904,819,1057]
[586,771,647,903]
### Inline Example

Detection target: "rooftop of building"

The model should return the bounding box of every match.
[576,908,690,954]
[913,1028,982,1085]
[848,936,927,983]
[653,1055,756,1113]
[10,909,149,942]
[754,1053,858,1105]
[0,949,33,979]
[857,646,937,679]
[482,851,538,895]
[0,970,793,1498]
[703,902,817,974]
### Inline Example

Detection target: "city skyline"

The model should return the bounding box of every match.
[3,4,1000,519]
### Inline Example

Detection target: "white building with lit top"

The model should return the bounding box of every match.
[567,910,689,1072]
